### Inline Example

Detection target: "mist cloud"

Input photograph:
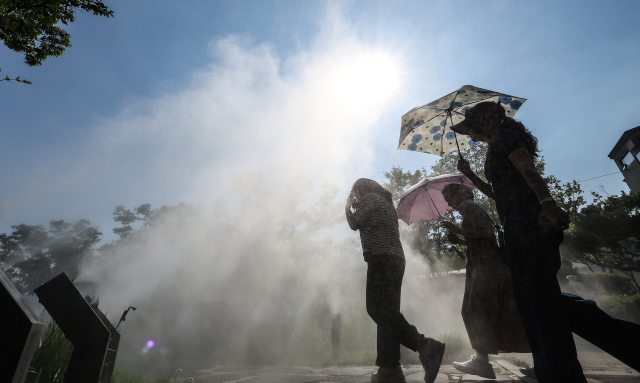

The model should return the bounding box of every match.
[9,8,467,375]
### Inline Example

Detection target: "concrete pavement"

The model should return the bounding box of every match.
[168,352,639,383]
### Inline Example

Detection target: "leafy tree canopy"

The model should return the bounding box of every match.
[0,219,102,293]
[0,0,113,66]
[383,144,586,271]
[383,145,492,270]
[564,191,640,290]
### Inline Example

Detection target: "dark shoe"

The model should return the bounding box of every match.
[418,337,445,383]
[520,366,536,379]
[371,365,406,383]
[452,355,496,379]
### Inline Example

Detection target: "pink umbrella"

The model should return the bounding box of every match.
[396,174,476,225]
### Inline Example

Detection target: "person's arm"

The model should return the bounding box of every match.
[507,147,571,230]
[346,193,376,230]
[459,206,493,238]
[446,232,467,246]
[457,158,494,200]
[345,192,359,230]
[344,192,358,230]
[441,208,492,239]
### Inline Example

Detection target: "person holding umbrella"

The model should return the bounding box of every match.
[451,101,586,383]
[439,183,530,379]
[345,178,445,383]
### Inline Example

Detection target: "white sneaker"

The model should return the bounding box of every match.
[452,355,496,379]
[371,365,406,383]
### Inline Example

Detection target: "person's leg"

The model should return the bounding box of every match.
[366,256,403,368]
[387,260,426,352]
[562,293,640,371]
[505,226,586,383]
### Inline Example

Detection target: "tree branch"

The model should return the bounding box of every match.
[0,69,32,84]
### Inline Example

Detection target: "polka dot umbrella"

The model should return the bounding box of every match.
[398,85,526,157]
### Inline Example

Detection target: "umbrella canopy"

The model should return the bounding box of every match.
[398,85,526,157]
[396,174,476,225]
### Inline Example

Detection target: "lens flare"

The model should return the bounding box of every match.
[147,340,155,347]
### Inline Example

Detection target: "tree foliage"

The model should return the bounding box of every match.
[383,144,589,271]
[0,67,32,83]
[0,219,102,293]
[0,0,113,66]
[564,191,640,290]
[382,146,492,269]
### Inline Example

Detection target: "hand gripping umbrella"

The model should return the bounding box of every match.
[396,174,476,225]
[398,85,526,158]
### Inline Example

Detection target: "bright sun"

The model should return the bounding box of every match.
[332,51,401,109]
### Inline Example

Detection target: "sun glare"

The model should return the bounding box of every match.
[333,51,401,109]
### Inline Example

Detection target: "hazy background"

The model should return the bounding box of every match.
[2,0,640,376]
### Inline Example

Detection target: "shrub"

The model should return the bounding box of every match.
[597,293,640,311]
[578,272,636,296]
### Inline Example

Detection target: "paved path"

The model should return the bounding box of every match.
[176,352,639,383]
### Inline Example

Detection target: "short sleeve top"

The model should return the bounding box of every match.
[346,193,405,260]
[485,128,539,223]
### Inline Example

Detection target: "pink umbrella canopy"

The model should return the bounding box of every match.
[396,174,476,225]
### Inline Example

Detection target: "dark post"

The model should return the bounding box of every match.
[34,272,120,383]
[331,313,342,358]
[0,270,43,383]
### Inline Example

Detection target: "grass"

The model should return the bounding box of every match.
[25,315,149,383]
[505,356,531,368]
[25,317,74,383]
[437,331,472,364]
[111,367,151,383]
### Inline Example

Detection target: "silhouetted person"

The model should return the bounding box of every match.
[453,101,586,383]
[440,183,640,379]
[441,183,529,379]
[345,178,444,383]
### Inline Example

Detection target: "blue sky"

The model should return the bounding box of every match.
[2,0,640,239]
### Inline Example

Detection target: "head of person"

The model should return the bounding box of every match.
[453,101,540,159]
[441,183,474,210]
[351,178,393,203]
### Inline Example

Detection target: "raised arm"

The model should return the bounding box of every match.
[344,192,358,230]
[507,147,570,230]
[441,206,493,239]
[457,158,494,200]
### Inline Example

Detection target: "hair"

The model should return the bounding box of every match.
[465,101,540,159]
[441,183,474,201]
[351,178,393,203]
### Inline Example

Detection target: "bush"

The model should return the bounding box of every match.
[578,272,636,296]
[597,293,640,311]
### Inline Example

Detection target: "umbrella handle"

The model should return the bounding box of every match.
[448,111,464,160]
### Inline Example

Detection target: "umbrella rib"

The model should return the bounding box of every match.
[425,187,443,218]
